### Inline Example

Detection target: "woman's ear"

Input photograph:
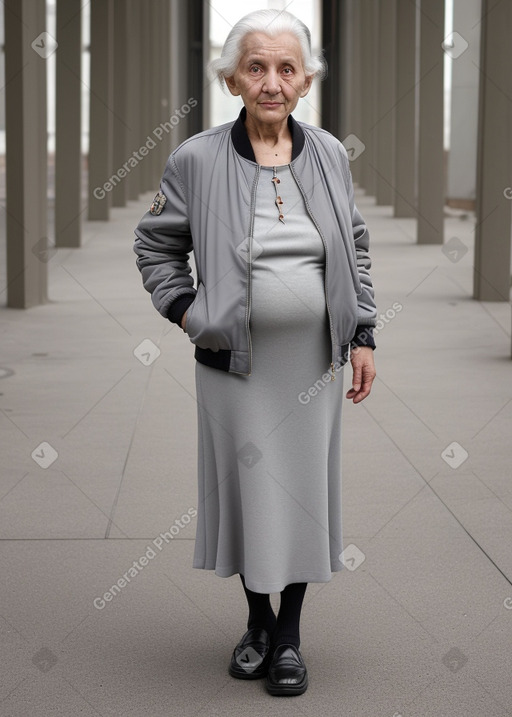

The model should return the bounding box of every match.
[225,76,241,96]
[300,74,314,98]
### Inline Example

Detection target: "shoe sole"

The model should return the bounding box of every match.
[265,675,308,696]
[228,664,267,680]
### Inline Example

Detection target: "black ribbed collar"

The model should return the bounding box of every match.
[230,106,305,163]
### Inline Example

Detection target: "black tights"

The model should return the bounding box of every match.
[240,574,307,648]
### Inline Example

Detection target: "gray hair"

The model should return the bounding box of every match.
[208,9,327,88]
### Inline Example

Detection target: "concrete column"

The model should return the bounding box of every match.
[125,0,142,200]
[55,0,82,247]
[417,0,445,244]
[473,0,512,302]
[201,0,211,134]
[447,0,481,209]
[167,0,204,151]
[111,0,128,207]
[149,2,162,188]
[187,0,204,138]
[359,0,378,195]
[88,0,114,220]
[139,6,152,192]
[321,0,343,137]
[170,0,190,150]
[157,0,172,176]
[348,0,363,184]
[4,0,48,308]
[339,0,353,142]
[375,0,396,206]
[393,0,417,217]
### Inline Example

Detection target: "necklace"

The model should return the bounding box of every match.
[271,166,285,223]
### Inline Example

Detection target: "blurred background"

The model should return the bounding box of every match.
[1,0,510,333]
[1,5,512,715]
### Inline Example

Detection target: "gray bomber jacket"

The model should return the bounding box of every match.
[134,108,377,376]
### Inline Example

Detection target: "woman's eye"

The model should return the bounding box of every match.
[282,68,293,75]
[250,66,261,73]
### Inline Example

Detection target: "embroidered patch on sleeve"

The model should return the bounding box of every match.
[150,191,167,215]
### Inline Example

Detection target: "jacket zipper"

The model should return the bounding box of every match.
[289,164,337,381]
[241,165,262,377]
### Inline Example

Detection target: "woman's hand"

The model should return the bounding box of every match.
[181,311,187,331]
[346,346,376,404]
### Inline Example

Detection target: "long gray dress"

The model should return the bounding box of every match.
[192,165,345,593]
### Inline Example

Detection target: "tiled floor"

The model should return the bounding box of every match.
[1,189,511,716]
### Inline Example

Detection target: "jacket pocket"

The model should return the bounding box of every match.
[184,282,206,342]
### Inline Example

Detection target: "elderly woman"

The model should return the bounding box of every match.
[134,9,376,697]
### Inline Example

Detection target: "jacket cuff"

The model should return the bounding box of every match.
[167,294,196,326]
[350,324,376,350]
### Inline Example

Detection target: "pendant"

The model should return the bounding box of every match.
[271,167,285,223]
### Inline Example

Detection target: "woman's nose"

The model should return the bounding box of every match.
[262,70,281,95]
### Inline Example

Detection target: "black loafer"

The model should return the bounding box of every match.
[265,644,308,696]
[228,628,272,679]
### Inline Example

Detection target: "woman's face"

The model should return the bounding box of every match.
[225,32,313,128]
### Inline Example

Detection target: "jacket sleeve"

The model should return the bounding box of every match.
[133,154,196,324]
[342,151,377,350]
